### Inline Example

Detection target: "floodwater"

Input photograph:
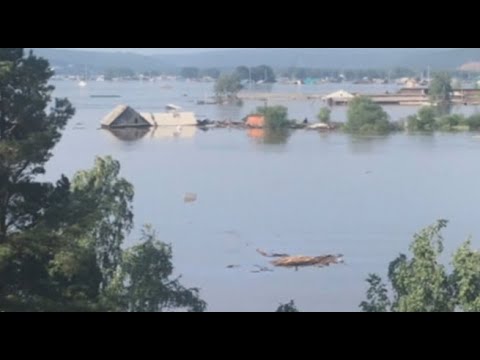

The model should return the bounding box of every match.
[45,80,480,311]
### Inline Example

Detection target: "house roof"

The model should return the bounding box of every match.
[140,112,197,126]
[101,105,129,127]
[322,90,354,100]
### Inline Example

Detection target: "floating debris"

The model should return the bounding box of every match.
[257,249,344,270]
[271,255,344,269]
[184,193,197,203]
[251,265,273,274]
[226,265,240,269]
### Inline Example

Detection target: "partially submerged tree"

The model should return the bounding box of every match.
[345,96,391,134]
[257,105,290,130]
[429,72,452,105]
[214,74,243,101]
[317,107,332,124]
[407,106,437,131]
[360,220,480,312]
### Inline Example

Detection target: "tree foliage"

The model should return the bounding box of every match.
[429,72,452,104]
[257,105,290,130]
[0,49,206,312]
[345,96,391,134]
[360,220,480,312]
[276,300,299,312]
[0,48,75,243]
[407,106,437,132]
[317,107,332,124]
[214,74,243,100]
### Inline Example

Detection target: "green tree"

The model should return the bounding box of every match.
[429,72,452,105]
[257,105,290,130]
[437,114,466,131]
[105,225,206,312]
[467,114,480,131]
[276,300,299,312]
[317,107,332,124]
[214,74,243,100]
[360,220,480,312]
[71,156,134,288]
[345,96,391,134]
[0,48,75,243]
[407,106,437,131]
[0,49,206,312]
[251,65,276,83]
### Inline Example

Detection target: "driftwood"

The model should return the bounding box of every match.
[257,249,344,269]
[271,255,344,268]
[184,193,197,203]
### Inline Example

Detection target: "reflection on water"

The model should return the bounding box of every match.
[107,126,198,142]
[248,128,291,145]
[107,127,150,141]
[348,135,391,153]
[148,126,197,139]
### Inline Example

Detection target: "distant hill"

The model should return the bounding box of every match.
[156,48,480,70]
[30,48,173,74]
[30,48,480,73]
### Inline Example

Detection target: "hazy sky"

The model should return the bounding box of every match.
[65,48,239,55]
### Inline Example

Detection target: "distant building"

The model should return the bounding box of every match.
[101,105,151,128]
[321,90,355,105]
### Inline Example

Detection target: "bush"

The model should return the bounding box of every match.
[345,96,391,135]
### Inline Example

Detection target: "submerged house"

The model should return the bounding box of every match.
[140,112,197,127]
[101,105,198,128]
[101,105,151,128]
[321,90,355,105]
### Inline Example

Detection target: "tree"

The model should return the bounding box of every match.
[437,114,466,131]
[407,106,437,131]
[180,67,200,80]
[0,49,206,312]
[429,72,452,105]
[317,107,332,124]
[0,48,75,244]
[251,65,276,83]
[345,96,391,134]
[276,300,299,312]
[257,105,290,130]
[71,156,134,289]
[105,225,206,312]
[214,74,243,100]
[0,156,207,312]
[467,114,480,131]
[360,220,480,312]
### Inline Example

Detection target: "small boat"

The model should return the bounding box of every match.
[78,80,87,87]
